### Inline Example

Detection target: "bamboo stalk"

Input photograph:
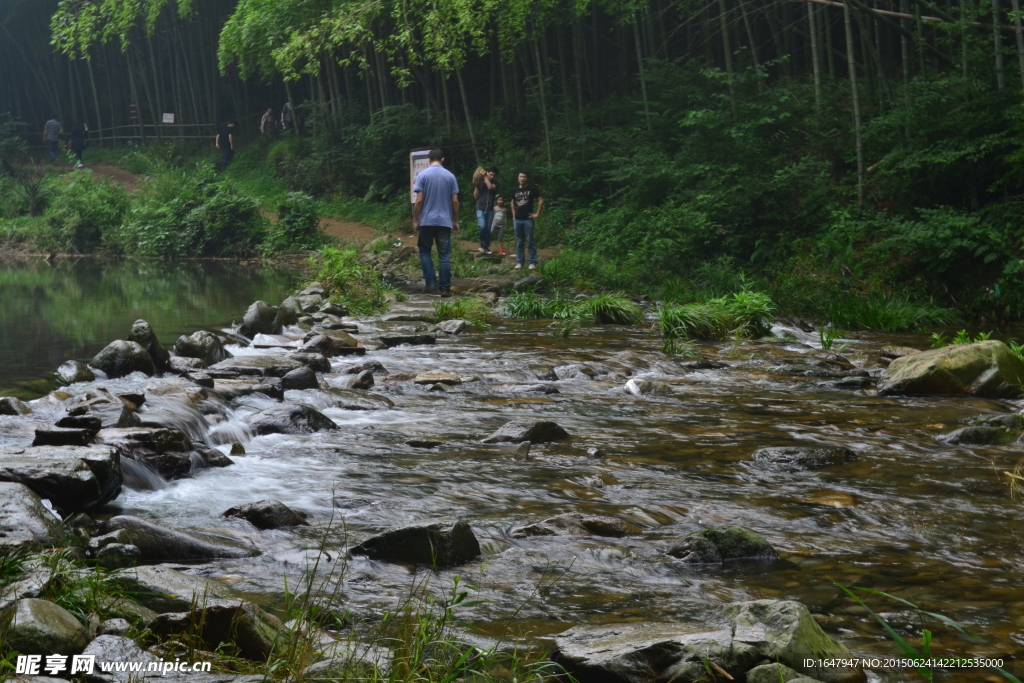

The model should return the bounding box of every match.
[844,0,865,204]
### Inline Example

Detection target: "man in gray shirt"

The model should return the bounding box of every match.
[42,117,62,164]
[412,148,460,296]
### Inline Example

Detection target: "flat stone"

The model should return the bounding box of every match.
[167,355,207,375]
[414,372,462,386]
[223,500,309,529]
[251,333,302,349]
[751,446,856,469]
[96,427,194,480]
[378,333,436,348]
[248,404,337,435]
[111,565,232,613]
[291,352,332,373]
[351,519,481,568]
[32,427,93,447]
[1,598,89,655]
[212,379,283,400]
[482,420,570,443]
[880,346,921,360]
[511,513,642,538]
[81,634,158,682]
[102,515,259,563]
[207,355,304,379]
[0,445,121,514]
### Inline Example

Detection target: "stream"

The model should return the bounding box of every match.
[3,268,1023,682]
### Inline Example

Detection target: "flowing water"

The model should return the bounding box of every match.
[5,277,1024,682]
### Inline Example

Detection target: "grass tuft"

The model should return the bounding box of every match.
[826,294,960,332]
[658,289,775,344]
[432,296,493,329]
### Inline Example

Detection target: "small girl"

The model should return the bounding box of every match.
[491,195,508,256]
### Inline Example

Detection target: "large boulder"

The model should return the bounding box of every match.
[248,404,337,435]
[482,420,570,444]
[281,366,319,390]
[511,513,642,538]
[747,662,820,683]
[0,397,32,416]
[95,427,194,480]
[0,482,65,552]
[0,445,121,514]
[240,301,283,339]
[149,599,283,661]
[102,515,259,563]
[378,332,436,348]
[223,500,309,529]
[173,330,228,366]
[90,340,156,379]
[66,389,141,429]
[351,519,481,568]
[206,355,304,379]
[751,446,856,469]
[127,319,170,372]
[878,340,1024,398]
[111,565,232,612]
[1,598,89,655]
[667,525,779,563]
[55,360,95,386]
[81,635,158,683]
[937,425,1017,446]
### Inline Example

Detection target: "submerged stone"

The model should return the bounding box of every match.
[248,404,337,435]
[351,519,481,568]
[512,512,642,538]
[751,446,856,469]
[482,420,570,444]
[667,525,779,563]
[102,515,259,563]
[223,500,309,529]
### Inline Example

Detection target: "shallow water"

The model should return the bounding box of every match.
[8,288,1024,682]
[0,259,297,397]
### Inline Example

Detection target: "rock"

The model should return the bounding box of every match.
[821,376,874,390]
[90,340,156,379]
[149,600,283,661]
[351,519,481,568]
[96,427,194,480]
[513,441,531,460]
[320,302,349,316]
[127,320,170,372]
[342,369,375,390]
[102,515,259,563]
[624,378,672,396]
[414,372,461,386]
[300,334,347,356]
[185,371,214,388]
[281,366,319,390]
[0,397,31,416]
[111,565,231,613]
[880,346,921,360]
[96,618,132,637]
[378,333,436,348]
[249,404,337,435]
[530,364,558,381]
[512,273,545,291]
[682,359,728,370]
[1,598,89,655]
[747,662,817,683]
[556,363,598,380]
[96,544,141,570]
[304,643,392,679]
[206,354,304,379]
[56,360,95,386]
[551,623,760,683]
[212,379,282,400]
[482,420,570,444]
[0,482,65,552]
[291,352,332,373]
[937,425,1017,445]
[299,283,326,297]
[438,319,471,334]
[55,415,102,437]
[67,389,141,429]
[340,360,388,375]
[0,445,121,514]
[878,340,1024,398]
[230,442,246,455]
[240,300,283,338]
[81,635,158,682]
[751,446,856,469]
[223,500,309,529]
[723,600,863,682]
[32,427,92,447]
[252,333,301,349]
[173,330,228,366]
[511,513,642,538]
[505,384,560,394]
[667,525,779,563]
[405,438,444,448]
[278,296,303,325]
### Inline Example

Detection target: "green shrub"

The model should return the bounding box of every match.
[308,247,398,314]
[826,293,959,332]
[658,289,775,342]
[45,173,129,252]
[577,293,644,325]
[116,165,267,258]
[265,191,324,253]
[433,296,493,328]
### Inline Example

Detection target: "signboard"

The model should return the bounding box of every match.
[162,113,175,124]
[128,104,138,124]
[409,149,431,203]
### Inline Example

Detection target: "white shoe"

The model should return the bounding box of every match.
[478,247,486,253]
[528,264,536,270]
[76,163,84,168]
[514,263,523,270]
[484,250,493,254]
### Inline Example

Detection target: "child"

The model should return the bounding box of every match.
[491,195,508,255]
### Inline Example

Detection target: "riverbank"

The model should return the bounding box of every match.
[2,273,1024,682]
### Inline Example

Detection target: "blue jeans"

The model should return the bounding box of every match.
[46,140,58,163]
[417,225,452,290]
[476,210,494,249]
[514,219,537,266]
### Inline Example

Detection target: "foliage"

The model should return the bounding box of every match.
[824,294,960,333]
[266,191,324,253]
[819,327,840,351]
[45,173,129,252]
[575,293,644,325]
[432,296,492,329]
[931,330,994,347]
[0,113,26,177]
[658,290,775,344]
[114,165,268,258]
[308,247,398,315]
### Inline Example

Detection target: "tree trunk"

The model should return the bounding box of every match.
[531,39,553,164]
[455,67,479,163]
[633,17,653,131]
[86,55,104,142]
[1012,0,1024,87]
[844,1,865,204]
[809,2,823,107]
[901,0,913,137]
[740,0,765,89]
[995,0,1006,88]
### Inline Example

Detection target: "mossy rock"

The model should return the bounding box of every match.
[668,525,779,563]
[878,340,1024,398]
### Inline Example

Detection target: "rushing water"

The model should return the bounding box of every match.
[5,282,1024,682]
[0,259,298,398]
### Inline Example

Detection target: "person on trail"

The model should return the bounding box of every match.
[42,117,62,164]
[491,195,508,256]
[281,102,295,133]
[412,148,460,297]
[511,170,543,270]
[70,121,88,168]
[473,166,499,253]
[260,108,276,139]
[216,121,236,172]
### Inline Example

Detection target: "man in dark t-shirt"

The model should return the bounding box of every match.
[511,171,543,269]
[216,121,236,172]
[473,166,499,253]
